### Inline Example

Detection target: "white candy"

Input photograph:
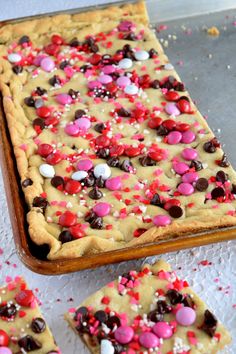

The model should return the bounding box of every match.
[134,50,149,61]
[8,53,22,63]
[164,63,174,70]
[118,58,133,69]
[39,164,55,178]
[100,340,114,354]
[94,163,111,180]
[71,171,88,181]
[124,84,139,95]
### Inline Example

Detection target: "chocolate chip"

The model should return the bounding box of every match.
[116,107,131,117]
[35,87,47,96]
[74,306,88,321]
[90,216,103,229]
[88,187,103,200]
[19,35,30,44]
[189,160,203,171]
[12,65,23,74]
[90,43,99,53]
[31,317,46,333]
[34,98,44,109]
[149,48,158,58]
[85,211,96,223]
[80,64,91,73]
[168,205,183,218]
[120,159,133,173]
[200,309,217,337]
[211,187,225,200]
[139,156,157,167]
[69,37,80,47]
[114,343,125,354]
[49,75,61,86]
[150,193,163,207]
[58,230,73,244]
[96,176,105,188]
[216,170,228,184]
[0,303,17,318]
[59,60,69,70]
[51,176,64,189]
[94,310,108,323]
[166,289,184,305]
[123,32,137,41]
[203,141,216,153]
[106,316,121,329]
[32,196,48,211]
[82,175,95,187]
[218,153,230,167]
[32,118,45,130]
[156,125,169,136]
[195,178,209,191]
[182,294,195,308]
[147,310,164,323]
[151,80,160,89]
[94,123,106,133]
[156,300,172,314]
[22,178,33,188]
[107,157,120,168]
[18,335,42,351]
[74,109,86,119]
[68,89,80,99]
[24,96,35,107]
[232,184,236,194]
[97,148,110,159]
[101,54,112,65]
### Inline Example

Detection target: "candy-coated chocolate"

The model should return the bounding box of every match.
[178,182,194,196]
[173,162,189,175]
[124,84,139,95]
[93,202,111,217]
[71,171,88,181]
[0,330,9,347]
[8,53,21,63]
[176,307,196,326]
[100,340,114,354]
[105,176,122,191]
[98,75,113,84]
[118,58,133,69]
[39,164,55,178]
[139,332,159,349]
[75,117,91,131]
[167,131,182,145]
[64,123,80,136]
[134,50,149,61]
[181,130,196,144]
[94,164,111,180]
[182,171,199,183]
[77,159,93,171]
[0,348,12,354]
[117,76,131,87]
[114,326,134,344]
[181,148,198,160]
[102,65,116,74]
[56,93,72,105]
[152,322,173,339]
[153,214,171,226]
[40,57,55,72]
[59,211,77,227]
[165,103,180,116]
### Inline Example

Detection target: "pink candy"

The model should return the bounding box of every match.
[114,326,134,344]
[40,57,55,72]
[176,307,196,326]
[93,202,111,217]
[102,65,116,74]
[182,172,199,183]
[77,159,93,171]
[105,176,122,191]
[98,75,113,84]
[139,332,159,349]
[153,215,171,227]
[33,54,47,66]
[181,148,198,160]
[0,348,12,354]
[117,76,131,87]
[178,182,194,196]
[173,162,189,175]
[64,124,80,136]
[167,131,182,145]
[56,93,72,105]
[165,103,180,116]
[75,117,91,131]
[181,130,196,144]
[118,20,134,32]
[88,80,102,89]
[152,322,173,339]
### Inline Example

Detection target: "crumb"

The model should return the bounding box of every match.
[207,26,220,36]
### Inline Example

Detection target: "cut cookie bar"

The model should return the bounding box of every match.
[0,276,60,353]
[0,1,236,260]
[65,260,231,354]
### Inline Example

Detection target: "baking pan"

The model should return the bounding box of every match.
[1,5,236,275]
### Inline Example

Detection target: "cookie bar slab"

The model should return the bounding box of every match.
[0,1,236,261]
[0,276,60,354]
[65,260,231,354]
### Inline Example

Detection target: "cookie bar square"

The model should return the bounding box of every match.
[0,276,59,353]
[65,260,231,354]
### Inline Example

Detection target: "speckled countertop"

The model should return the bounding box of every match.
[0,6,236,354]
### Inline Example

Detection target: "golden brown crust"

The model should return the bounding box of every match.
[0,1,236,261]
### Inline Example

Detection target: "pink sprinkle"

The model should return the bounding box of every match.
[68,307,76,313]
[19,144,28,151]
[119,313,128,326]
[227,210,236,216]
[64,66,74,78]
[134,183,142,190]
[107,282,115,288]
[0,248,3,255]
[158,270,170,281]
[212,204,219,209]
[121,173,130,180]
[50,201,58,206]
[59,201,67,207]
[157,24,168,32]
[118,284,125,293]
[130,298,138,304]
[141,65,147,71]
[177,60,184,66]
[154,169,163,176]
[5,276,12,283]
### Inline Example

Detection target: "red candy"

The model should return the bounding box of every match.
[44,43,60,56]
[95,135,111,148]
[89,54,102,65]
[15,289,35,307]
[69,224,85,239]
[164,199,181,210]
[51,34,63,45]
[65,179,82,194]
[110,145,124,157]
[36,106,51,119]
[177,99,191,113]
[59,211,77,227]
[0,330,9,347]
[148,151,163,161]
[165,91,180,101]
[176,123,191,132]
[125,146,141,157]
[38,144,53,157]
[45,116,59,127]
[148,117,162,129]
[46,152,62,165]
[162,119,176,130]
